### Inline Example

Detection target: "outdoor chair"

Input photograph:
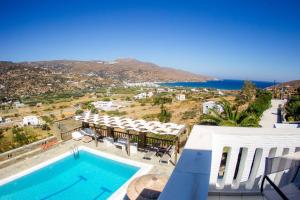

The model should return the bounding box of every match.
[82,128,96,138]
[114,138,127,151]
[72,131,83,141]
[261,151,300,200]
[157,145,172,157]
[159,146,175,164]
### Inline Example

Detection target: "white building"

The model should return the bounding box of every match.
[15,101,25,108]
[217,89,225,96]
[23,116,40,126]
[134,92,154,100]
[157,88,167,93]
[176,94,186,101]
[124,82,159,87]
[202,101,224,114]
[92,101,121,111]
[0,117,3,123]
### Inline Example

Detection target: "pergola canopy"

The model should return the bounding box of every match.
[75,111,185,136]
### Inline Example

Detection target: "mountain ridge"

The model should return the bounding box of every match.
[0,58,213,97]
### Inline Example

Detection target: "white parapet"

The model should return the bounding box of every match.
[160,125,300,199]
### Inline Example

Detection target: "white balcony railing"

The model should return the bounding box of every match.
[159,125,300,199]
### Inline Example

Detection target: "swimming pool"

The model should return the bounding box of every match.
[0,146,151,200]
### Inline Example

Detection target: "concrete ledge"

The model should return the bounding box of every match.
[0,136,57,163]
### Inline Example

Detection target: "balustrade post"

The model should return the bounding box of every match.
[139,132,146,148]
[127,131,130,156]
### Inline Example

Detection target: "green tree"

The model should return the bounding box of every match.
[158,104,172,123]
[199,99,259,127]
[238,81,257,104]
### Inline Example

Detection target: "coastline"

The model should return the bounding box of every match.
[157,79,274,90]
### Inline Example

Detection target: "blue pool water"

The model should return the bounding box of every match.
[0,150,139,200]
[159,79,275,90]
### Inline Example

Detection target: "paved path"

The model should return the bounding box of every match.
[259,99,286,128]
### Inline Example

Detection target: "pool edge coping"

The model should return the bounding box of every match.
[0,146,153,200]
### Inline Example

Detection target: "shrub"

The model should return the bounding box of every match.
[75,109,84,115]
[12,127,29,145]
[0,129,4,140]
[125,96,131,101]
[153,97,172,105]
[41,116,53,124]
[41,124,51,131]
[102,97,111,101]
[247,89,272,117]
[106,110,127,116]
[181,110,197,120]
[284,89,300,121]
[142,113,158,120]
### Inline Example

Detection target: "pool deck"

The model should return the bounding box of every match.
[0,139,176,180]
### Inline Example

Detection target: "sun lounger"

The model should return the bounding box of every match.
[103,137,114,147]
[83,128,96,137]
[72,131,84,140]
[82,135,93,143]
[114,140,126,151]
[159,146,175,164]
[143,149,156,160]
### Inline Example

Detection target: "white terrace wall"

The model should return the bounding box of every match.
[205,126,300,194]
[160,125,300,199]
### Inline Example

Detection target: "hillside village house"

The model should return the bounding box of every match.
[15,101,25,108]
[157,88,168,93]
[176,94,186,101]
[217,89,225,96]
[91,101,122,111]
[22,116,41,126]
[202,101,224,114]
[134,91,154,100]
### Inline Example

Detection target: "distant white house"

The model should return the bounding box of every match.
[124,82,159,87]
[0,117,3,123]
[134,92,154,100]
[92,101,121,111]
[167,88,175,92]
[157,88,167,93]
[203,88,209,92]
[23,116,41,126]
[217,89,225,96]
[202,101,224,114]
[15,101,25,108]
[176,94,186,101]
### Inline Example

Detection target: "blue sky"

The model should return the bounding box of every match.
[0,0,299,82]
